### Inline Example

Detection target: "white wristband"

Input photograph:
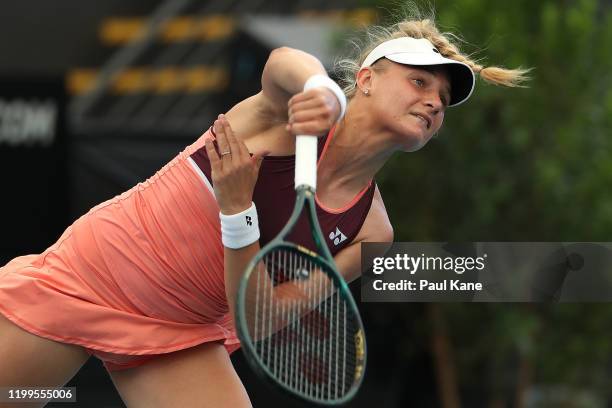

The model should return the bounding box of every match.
[303,74,347,120]
[219,202,260,249]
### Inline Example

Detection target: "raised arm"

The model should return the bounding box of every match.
[259,47,344,136]
[261,47,327,112]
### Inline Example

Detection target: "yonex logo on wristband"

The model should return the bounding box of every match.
[246,216,252,226]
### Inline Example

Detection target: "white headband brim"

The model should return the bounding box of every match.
[361,37,475,107]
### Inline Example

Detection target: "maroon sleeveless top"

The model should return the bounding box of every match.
[190,126,376,256]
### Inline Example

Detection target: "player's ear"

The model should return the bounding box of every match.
[356,67,374,95]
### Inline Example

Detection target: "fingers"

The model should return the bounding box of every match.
[289,107,332,125]
[204,137,220,172]
[288,94,326,113]
[288,89,324,106]
[215,114,251,159]
[213,115,232,160]
[288,88,338,112]
[219,115,243,158]
[286,120,328,136]
[286,88,340,135]
[207,115,265,215]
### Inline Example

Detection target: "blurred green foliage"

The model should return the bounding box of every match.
[349,0,612,403]
[363,0,612,242]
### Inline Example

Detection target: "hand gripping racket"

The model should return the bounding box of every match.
[236,134,367,406]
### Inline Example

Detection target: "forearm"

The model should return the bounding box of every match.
[261,47,327,102]
[224,242,260,318]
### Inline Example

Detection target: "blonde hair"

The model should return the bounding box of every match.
[335,11,531,99]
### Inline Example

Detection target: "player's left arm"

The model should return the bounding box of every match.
[333,185,394,283]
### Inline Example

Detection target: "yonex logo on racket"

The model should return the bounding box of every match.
[245,215,252,226]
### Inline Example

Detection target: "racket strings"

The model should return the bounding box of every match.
[257,290,358,399]
[244,249,360,401]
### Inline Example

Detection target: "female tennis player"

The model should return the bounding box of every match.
[0,14,527,408]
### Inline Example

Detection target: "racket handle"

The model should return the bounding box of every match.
[295,135,317,190]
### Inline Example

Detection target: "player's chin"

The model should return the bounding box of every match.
[398,129,433,152]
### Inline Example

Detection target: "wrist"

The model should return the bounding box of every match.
[219,202,260,249]
[220,202,253,216]
[303,74,347,120]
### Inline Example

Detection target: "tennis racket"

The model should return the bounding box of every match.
[235,134,367,406]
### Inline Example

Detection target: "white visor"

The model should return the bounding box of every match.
[361,37,475,107]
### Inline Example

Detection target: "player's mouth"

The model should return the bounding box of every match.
[410,112,431,129]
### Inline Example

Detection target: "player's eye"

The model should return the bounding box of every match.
[413,78,425,87]
[441,94,449,107]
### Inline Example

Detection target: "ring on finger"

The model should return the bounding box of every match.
[220,151,231,157]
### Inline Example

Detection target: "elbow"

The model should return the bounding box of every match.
[270,46,295,57]
[261,47,292,90]
[267,47,294,66]
[265,47,321,70]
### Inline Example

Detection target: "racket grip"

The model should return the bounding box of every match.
[295,135,317,190]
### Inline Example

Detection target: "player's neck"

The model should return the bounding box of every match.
[318,109,394,194]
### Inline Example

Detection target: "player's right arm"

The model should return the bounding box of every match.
[259,47,342,136]
[261,48,327,110]
[224,47,344,155]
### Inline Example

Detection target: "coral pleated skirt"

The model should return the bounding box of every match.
[0,130,240,371]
